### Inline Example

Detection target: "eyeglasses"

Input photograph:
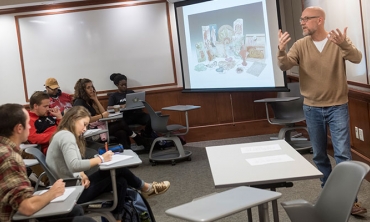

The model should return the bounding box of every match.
[299,16,319,23]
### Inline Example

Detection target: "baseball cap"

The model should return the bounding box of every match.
[44,78,60,89]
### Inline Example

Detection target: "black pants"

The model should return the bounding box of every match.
[123,112,152,136]
[108,119,132,149]
[76,167,142,217]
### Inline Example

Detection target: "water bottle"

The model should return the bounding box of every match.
[140,211,150,222]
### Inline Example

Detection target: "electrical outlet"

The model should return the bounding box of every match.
[359,128,364,141]
[355,127,359,139]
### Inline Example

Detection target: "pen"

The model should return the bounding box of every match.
[105,142,108,152]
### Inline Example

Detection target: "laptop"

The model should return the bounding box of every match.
[125,91,145,109]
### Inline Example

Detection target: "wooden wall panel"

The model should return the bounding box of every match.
[349,98,370,157]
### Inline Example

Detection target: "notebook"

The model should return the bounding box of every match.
[35,187,76,202]
[125,92,145,109]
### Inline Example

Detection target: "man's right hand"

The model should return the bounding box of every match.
[278,29,291,52]
[48,179,65,199]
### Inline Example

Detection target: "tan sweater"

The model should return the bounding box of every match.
[278,36,362,107]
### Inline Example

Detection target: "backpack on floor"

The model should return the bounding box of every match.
[122,188,156,222]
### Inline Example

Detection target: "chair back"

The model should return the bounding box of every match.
[270,82,305,121]
[25,147,58,185]
[142,101,170,133]
[315,161,370,222]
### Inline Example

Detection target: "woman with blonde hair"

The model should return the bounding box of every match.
[46,106,170,221]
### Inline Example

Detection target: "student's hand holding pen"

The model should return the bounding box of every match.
[102,150,113,162]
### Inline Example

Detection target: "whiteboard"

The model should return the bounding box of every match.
[16,1,176,99]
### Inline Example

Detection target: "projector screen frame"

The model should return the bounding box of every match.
[174,0,288,93]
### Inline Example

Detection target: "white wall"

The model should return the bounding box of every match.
[0,0,183,105]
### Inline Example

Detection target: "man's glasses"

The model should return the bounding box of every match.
[299,16,319,23]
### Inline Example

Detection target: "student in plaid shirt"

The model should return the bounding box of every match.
[0,103,93,222]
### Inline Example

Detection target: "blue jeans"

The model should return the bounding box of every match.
[303,103,352,187]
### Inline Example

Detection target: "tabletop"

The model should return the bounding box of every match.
[13,186,84,220]
[162,105,201,112]
[206,140,322,188]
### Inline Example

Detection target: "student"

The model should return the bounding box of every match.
[0,103,93,222]
[44,77,73,114]
[46,106,170,221]
[28,91,62,155]
[108,73,153,138]
[73,78,151,150]
[277,6,366,215]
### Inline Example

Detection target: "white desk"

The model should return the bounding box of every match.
[13,186,84,220]
[20,144,38,150]
[107,105,145,113]
[166,186,281,222]
[83,129,108,138]
[98,150,142,213]
[206,140,322,222]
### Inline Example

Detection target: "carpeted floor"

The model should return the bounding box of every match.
[128,134,370,222]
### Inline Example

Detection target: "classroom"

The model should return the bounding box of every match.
[0,0,370,221]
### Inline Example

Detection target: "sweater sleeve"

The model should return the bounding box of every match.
[58,132,91,173]
[339,37,362,64]
[277,41,300,71]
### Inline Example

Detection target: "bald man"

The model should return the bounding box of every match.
[277,7,366,215]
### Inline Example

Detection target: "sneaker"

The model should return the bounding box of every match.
[28,173,46,187]
[142,181,170,198]
[351,202,367,215]
[133,135,153,150]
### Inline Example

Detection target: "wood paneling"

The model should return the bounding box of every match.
[99,88,281,142]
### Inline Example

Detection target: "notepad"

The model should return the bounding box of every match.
[108,113,122,117]
[35,187,76,202]
[100,154,133,166]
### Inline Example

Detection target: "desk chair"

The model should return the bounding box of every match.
[24,147,116,222]
[281,161,370,222]
[142,101,192,166]
[254,82,311,151]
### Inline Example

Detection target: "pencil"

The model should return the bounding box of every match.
[105,142,108,152]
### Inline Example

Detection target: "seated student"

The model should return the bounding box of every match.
[0,103,93,222]
[73,78,151,150]
[28,91,62,155]
[46,106,170,221]
[108,73,153,138]
[44,77,73,114]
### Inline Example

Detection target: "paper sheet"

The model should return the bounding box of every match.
[35,187,76,202]
[241,144,281,153]
[99,154,133,166]
[108,113,122,117]
[83,129,102,137]
[246,154,294,166]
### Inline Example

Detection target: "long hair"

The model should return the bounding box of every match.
[53,106,91,157]
[73,78,93,104]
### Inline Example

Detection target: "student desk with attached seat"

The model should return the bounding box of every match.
[206,140,323,222]
[13,186,84,221]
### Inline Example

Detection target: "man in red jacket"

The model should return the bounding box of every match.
[28,91,62,154]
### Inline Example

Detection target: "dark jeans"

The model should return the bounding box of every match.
[123,112,152,136]
[76,167,143,217]
[37,205,94,222]
[108,119,133,149]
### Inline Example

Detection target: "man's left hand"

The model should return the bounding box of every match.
[328,27,347,45]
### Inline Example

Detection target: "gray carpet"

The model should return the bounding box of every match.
[128,134,370,222]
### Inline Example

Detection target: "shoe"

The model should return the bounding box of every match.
[351,202,367,215]
[29,173,46,187]
[142,181,170,198]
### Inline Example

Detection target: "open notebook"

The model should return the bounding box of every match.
[100,154,133,166]
[35,187,76,202]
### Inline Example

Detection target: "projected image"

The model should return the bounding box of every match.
[176,0,284,91]
[189,2,268,83]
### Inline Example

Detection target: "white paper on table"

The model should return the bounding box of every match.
[241,144,281,153]
[35,187,76,202]
[83,129,102,136]
[99,155,133,166]
[108,113,121,117]
[246,154,294,166]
